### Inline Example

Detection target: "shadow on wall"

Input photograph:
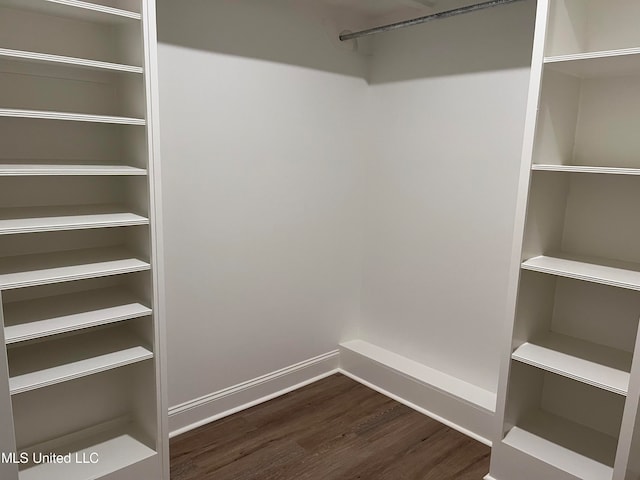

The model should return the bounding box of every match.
[156,0,536,84]
[155,0,369,79]
[368,0,536,85]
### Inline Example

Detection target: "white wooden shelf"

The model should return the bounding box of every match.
[545,48,640,78]
[0,48,143,74]
[0,247,150,290]
[4,287,151,344]
[0,164,146,176]
[0,205,148,235]
[18,419,155,480]
[522,255,640,291]
[512,333,632,396]
[8,327,153,395]
[0,0,141,23]
[532,164,640,176]
[503,410,616,480]
[0,108,145,125]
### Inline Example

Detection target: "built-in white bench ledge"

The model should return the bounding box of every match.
[340,339,497,444]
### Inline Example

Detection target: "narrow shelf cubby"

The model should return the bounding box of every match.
[523,171,640,266]
[533,66,640,171]
[512,271,639,396]
[0,176,150,235]
[545,0,640,57]
[11,365,157,480]
[504,363,624,480]
[0,118,149,174]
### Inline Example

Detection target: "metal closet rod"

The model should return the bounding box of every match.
[339,0,526,41]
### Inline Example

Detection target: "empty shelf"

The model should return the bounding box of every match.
[4,287,151,344]
[0,247,150,289]
[532,164,640,176]
[503,411,616,480]
[0,108,145,125]
[0,164,146,176]
[522,255,640,291]
[545,48,640,78]
[19,419,155,480]
[0,205,148,235]
[512,333,631,395]
[0,48,142,74]
[0,0,140,22]
[8,327,153,394]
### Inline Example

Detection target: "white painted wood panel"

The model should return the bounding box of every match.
[0,48,142,73]
[0,164,146,176]
[4,287,151,344]
[0,0,140,22]
[522,255,640,291]
[532,165,640,176]
[0,109,144,125]
[512,333,632,395]
[0,205,148,235]
[342,339,496,412]
[545,48,640,78]
[8,328,153,395]
[0,248,150,289]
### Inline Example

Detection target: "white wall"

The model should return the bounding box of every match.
[156,0,536,418]
[360,0,535,393]
[156,0,367,409]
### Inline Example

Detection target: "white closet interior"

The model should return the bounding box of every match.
[2,0,637,479]
[157,0,533,447]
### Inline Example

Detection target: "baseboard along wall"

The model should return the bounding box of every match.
[168,340,497,445]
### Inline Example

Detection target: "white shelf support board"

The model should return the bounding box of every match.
[532,165,640,176]
[8,329,153,395]
[0,109,145,125]
[0,165,147,176]
[545,48,640,78]
[4,288,151,344]
[0,248,150,290]
[522,255,640,291]
[512,333,632,396]
[0,48,143,74]
[0,0,141,22]
[0,205,149,235]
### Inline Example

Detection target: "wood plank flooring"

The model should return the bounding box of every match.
[170,373,490,480]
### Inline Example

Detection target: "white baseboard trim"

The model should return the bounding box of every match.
[339,340,496,445]
[168,350,340,437]
[484,475,497,480]
[169,341,498,447]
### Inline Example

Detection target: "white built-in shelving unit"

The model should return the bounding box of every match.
[489,1,640,480]
[0,0,167,479]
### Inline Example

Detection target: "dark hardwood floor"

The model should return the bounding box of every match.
[170,373,490,480]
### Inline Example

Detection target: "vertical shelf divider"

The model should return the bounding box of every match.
[0,294,18,480]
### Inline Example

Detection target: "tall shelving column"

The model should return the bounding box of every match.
[489,1,640,480]
[0,0,167,479]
